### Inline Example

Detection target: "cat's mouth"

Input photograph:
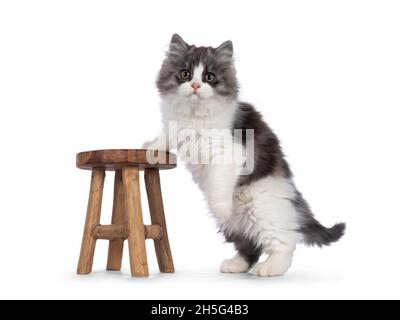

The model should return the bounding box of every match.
[189,91,201,98]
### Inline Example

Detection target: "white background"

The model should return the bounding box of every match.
[1,0,399,300]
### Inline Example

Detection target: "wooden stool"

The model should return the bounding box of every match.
[76,149,176,277]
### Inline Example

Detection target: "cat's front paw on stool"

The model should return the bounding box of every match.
[142,140,159,151]
[220,255,249,273]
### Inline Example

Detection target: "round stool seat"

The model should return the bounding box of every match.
[76,149,177,171]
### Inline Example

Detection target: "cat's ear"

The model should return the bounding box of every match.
[169,33,189,52]
[216,40,233,60]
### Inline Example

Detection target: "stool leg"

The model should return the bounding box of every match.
[144,168,175,273]
[77,168,105,274]
[106,170,126,271]
[122,167,149,277]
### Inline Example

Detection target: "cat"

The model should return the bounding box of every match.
[143,34,345,277]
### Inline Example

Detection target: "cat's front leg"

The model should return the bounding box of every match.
[142,136,166,151]
[142,129,176,151]
[204,164,238,221]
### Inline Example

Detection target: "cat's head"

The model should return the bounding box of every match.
[157,34,238,103]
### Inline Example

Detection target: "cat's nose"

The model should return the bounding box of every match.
[191,82,201,90]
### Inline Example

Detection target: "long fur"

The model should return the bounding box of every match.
[144,34,345,276]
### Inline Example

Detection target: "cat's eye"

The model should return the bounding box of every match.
[204,72,215,82]
[180,70,191,80]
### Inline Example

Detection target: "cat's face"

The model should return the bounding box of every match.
[157,34,238,102]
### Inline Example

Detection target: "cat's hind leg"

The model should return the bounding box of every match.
[252,249,294,277]
[205,164,238,220]
[220,232,263,273]
[220,254,250,273]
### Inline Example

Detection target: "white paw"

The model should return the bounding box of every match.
[220,255,249,273]
[142,140,160,150]
[252,254,292,277]
[142,140,153,149]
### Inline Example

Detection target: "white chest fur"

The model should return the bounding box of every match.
[160,96,243,193]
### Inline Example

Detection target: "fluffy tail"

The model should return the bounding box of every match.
[301,218,346,247]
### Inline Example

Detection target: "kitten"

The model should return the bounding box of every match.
[143,34,345,277]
